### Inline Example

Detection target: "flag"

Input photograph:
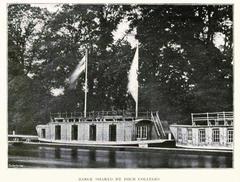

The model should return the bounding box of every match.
[128,44,139,103]
[68,55,86,88]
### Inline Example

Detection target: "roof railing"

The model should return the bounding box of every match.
[191,111,233,125]
[50,110,152,120]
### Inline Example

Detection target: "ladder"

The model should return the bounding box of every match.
[151,111,166,138]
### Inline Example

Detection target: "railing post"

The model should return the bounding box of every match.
[223,111,226,125]
[207,112,209,126]
[191,113,194,125]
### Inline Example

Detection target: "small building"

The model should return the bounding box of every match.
[36,111,171,146]
[170,112,233,150]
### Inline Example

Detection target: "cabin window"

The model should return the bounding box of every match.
[187,128,192,140]
[177,128,182,141]
[71,125,78,140]
[142,126,147,138]
[212,129,220,142]
[55,125,61,140]
[136,126,148,139]
[41,129,46,138]
[109,124,117,141]
[137,126,141,138]
[199,129,206,143]
[89,125,96,141]
[227,129,233,143]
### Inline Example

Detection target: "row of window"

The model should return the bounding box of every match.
[178,128,233,143]
[41,124,117,141]
[41,125,149,141]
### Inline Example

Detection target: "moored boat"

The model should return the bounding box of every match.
[36,110,172,147]
[35,42,173,147]
[170,111,233,150]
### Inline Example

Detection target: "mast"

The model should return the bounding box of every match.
[135,41,139,118]
[84,49,88,118]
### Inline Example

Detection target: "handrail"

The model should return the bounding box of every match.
[191,111,233,125]
[50,110,152,119]
[151,112,161,137]
[191,111,233,115]
[156,111,166,137]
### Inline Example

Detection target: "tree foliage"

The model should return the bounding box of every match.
[8,4,233,134]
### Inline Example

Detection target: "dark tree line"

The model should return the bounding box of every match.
[8,4,233,134]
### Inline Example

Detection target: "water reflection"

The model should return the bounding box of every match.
[108,150,116,167]
[55,148,61,159]
[8,144,232,168]
[71,149,78,161]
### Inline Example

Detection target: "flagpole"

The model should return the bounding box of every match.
[135,41,139,118]
[84,49,88,118]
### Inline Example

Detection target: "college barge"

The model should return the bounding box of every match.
[170,111,233,150]
[33,111,234,150]
[35,111,172,147]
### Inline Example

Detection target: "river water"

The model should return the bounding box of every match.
[8,144,232,168]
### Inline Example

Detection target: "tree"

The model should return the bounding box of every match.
[128,5,233,123]
[27,4,130,116]
[8,4,50,134]
[8,4,233,133]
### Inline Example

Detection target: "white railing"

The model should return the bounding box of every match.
[156,111,166,137]
[191,111,233,125]
[50,111,152,120]
[151,112,161,137]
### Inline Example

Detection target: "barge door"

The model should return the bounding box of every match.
[89,125,96,141]
[55,125,61,140]
[71,125,78,140]
[109,125,116,141]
